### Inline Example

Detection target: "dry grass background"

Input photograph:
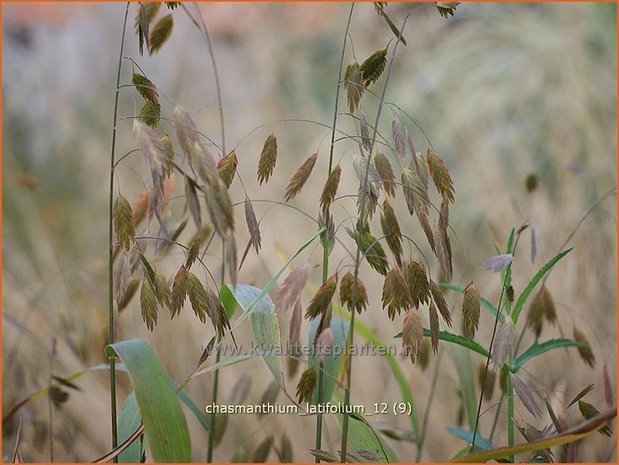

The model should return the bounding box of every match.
[2,2,616,462]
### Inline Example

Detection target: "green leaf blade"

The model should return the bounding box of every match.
[108,339,191,462]
[514,338,588,370]
[308,318,349,404]
[337,413,399,462]
[511,248,573,324]
[226,284,283,386]
[117,392,146,463]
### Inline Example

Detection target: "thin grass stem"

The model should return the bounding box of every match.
[341,6,414,460]
[108,3,130,458]
[315,5,355,460]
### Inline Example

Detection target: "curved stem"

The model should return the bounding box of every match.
[108,3,130,457]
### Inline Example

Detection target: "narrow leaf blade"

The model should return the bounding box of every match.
[107,339,191,462]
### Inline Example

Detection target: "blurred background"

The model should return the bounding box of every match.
[2,2,616,462]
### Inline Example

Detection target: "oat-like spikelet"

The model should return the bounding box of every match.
[187,272,209,324]
[461,281,481,339]
[170,265,188,318]
[353,154,382,198]
[406,260,431,307]
[296,367,317,403]
[217,151,238,188]
[344,62,364,113]
[285,152,318,201]
[578,401,613,436]
[184,176,201,229]
[348,227,389,275]
[359,47,388,87]
[527,286,556,337]
[491,321,514,370]
[401,163,430,216]
[139,101,161,129]
[140,275,158,331]
[380,199,403,266]
[436,199,453,282]
[206,286,231,338]
[132,73,159,105]
[511,373,541,417]
[320,164,341,212]
[429,280,452,327]
[173,106,216,175]
[149,14,173,55]
[153,270,171,308]
[374,152,396,197]
[339,272,368,314]
[257,134,278,185]
[114,194,135,251]
[427,148,455,203]
[402,309,424,364]
[185,225,211,269]
[573,327,595,367]
[360,112,371,151]
[305,273,338,320]
[382,268,412,320]
[392,117,406,158]
[204,181,235,238]
[244,198,261,254]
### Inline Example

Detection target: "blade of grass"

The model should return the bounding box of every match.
[394,329,493,361]
[226,284,284,386]
[511,248,572,324]
[309,318,349,404]
[106,339,191,462]
[514,338,588,369]
[335,410,399,462]
[117,393,145,463]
